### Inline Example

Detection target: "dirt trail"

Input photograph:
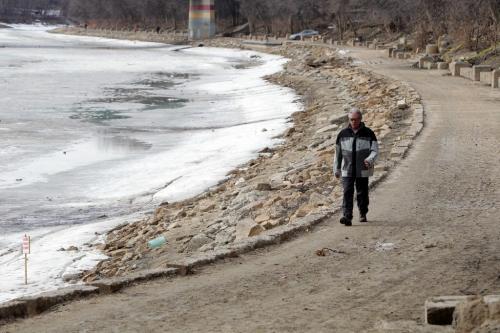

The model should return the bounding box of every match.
[2,48,499,333]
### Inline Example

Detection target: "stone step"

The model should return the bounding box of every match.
[425,296,475,325]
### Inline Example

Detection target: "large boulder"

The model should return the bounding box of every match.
[235,218,265,240]
[184,234,213,252]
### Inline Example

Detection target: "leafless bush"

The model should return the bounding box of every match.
[2,0,498,52]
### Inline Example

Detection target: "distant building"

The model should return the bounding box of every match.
[189,0,216,40]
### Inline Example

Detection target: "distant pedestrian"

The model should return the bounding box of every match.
[156,26,161,34]
[334,108,378,226]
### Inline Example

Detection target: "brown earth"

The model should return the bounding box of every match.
[1,42,499,332]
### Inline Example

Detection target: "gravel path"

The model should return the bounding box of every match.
[2,48,499,333]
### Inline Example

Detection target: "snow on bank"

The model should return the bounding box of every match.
[92,47,297,202]
[0,215,140,303]
[0,29,302,303]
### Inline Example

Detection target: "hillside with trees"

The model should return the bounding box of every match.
[0,0,67,22]
[1,0,499,53]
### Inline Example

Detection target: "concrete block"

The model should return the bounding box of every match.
[419,56,434,69]
[460,67,473,80]
[426,62,437,70]
[492,69,500,88]
[483,295,500,304]
[450,61,472,77]
[485,295,500,319]
[479,70,493,85]
[425,296,475,325]
[437,62,449,70]
[472,65,492,81]
[388,47,394,57]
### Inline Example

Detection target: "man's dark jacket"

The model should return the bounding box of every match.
[333,122,378,178]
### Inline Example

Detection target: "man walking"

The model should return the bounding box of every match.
[334,108,378,226]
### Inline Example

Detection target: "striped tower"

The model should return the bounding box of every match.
[188,0,216,40]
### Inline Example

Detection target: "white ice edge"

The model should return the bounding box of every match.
[0,27,303,303]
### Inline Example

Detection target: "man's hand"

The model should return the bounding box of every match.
[334,171,341,179]
[364,160,372,168]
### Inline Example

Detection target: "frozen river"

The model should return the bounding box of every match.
[0,25,300,302]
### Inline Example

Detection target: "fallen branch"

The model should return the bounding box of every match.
[315,247,346,256]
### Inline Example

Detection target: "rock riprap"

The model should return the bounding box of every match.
[81,41,421,282]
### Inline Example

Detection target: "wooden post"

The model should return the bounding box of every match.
[22,234,30,285]
[24,254,28,285]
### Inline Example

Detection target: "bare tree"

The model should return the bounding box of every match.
[485,0,500,52]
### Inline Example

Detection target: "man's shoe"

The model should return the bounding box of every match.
[360,215,368,223]
[340,216,352,226]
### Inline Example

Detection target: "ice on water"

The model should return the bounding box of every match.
[0,25,301,302]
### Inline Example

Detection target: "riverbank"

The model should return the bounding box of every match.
[47,28,423,283]
[0,25,304,304]
[5,28,500,333]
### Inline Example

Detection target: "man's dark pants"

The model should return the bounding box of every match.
[342,177,369,220]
